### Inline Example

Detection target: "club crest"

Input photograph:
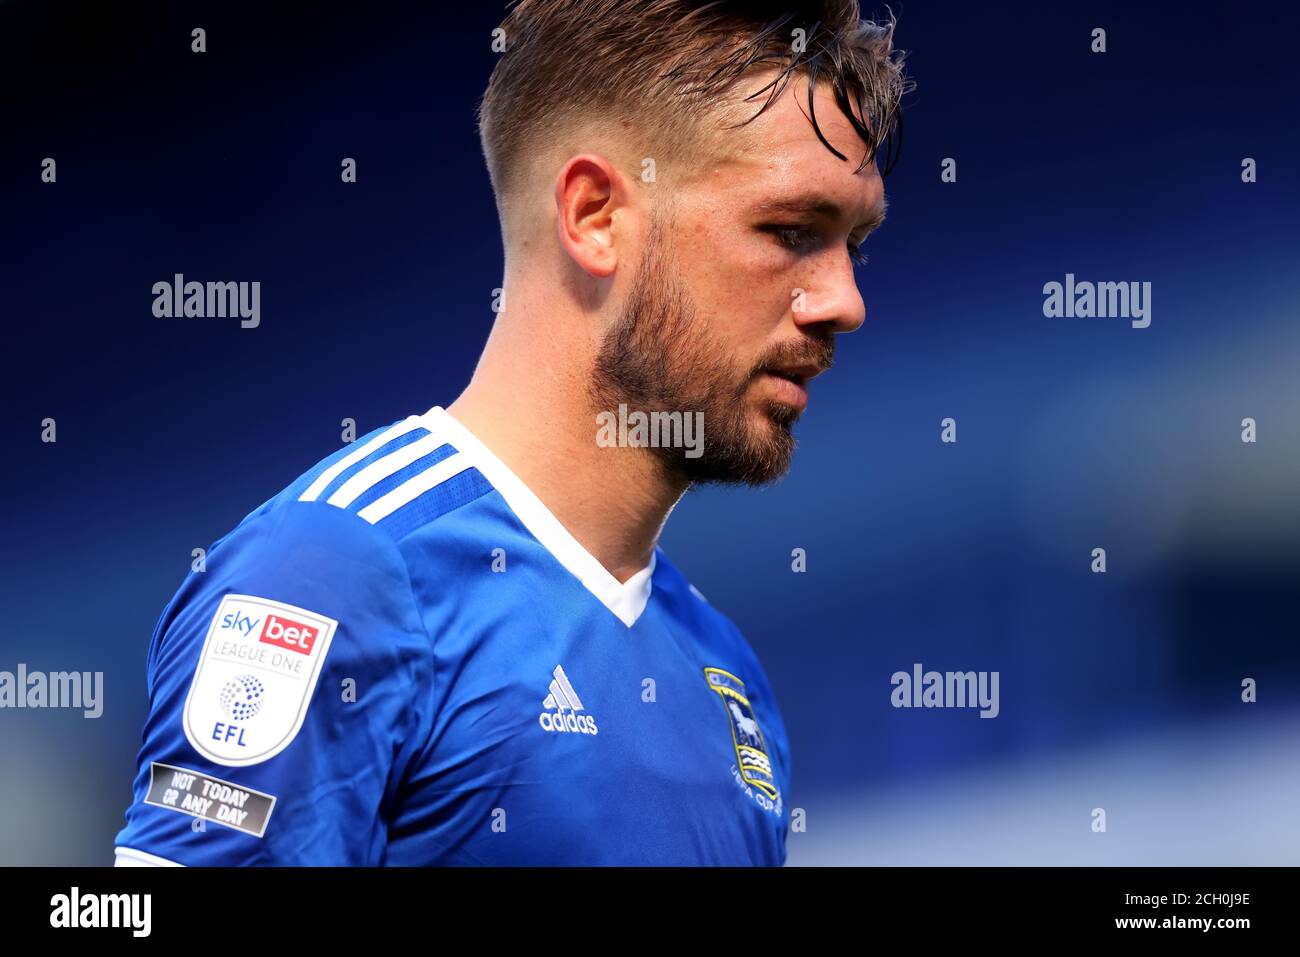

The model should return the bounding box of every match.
[704,666,779,800]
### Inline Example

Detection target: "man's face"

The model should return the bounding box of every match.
[589,70,885,486]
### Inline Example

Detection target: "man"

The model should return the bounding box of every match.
[113,0,908,866]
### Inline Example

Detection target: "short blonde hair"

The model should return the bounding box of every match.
[478,1,912,205]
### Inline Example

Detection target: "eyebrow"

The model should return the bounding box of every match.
[754,194,888,234]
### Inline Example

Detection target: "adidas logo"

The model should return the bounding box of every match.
[538,664,599,735]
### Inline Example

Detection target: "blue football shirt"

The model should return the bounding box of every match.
[113,405,791,865]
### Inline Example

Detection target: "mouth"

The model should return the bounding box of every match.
[761,370,810,411]
[753,351,829,415]
[765,362,826,387]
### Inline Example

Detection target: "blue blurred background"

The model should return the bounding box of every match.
[2,0,1297,864]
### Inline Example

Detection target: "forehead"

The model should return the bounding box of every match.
[690,69,885,219]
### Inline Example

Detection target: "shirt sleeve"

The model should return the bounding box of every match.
[113,501,435,866]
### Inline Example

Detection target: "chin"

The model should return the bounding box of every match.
[755,398,802,431]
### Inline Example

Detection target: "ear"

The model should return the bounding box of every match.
[554,154,627,279]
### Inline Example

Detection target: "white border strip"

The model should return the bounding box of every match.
[326,432,450,508]
[299,415,426,503]
[356,452,473,524]
[114,845,185,867]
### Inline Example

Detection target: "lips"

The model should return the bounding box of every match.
[762,371,810,411]
[764,362,825,386]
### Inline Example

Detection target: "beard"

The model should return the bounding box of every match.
[587,210,831,486]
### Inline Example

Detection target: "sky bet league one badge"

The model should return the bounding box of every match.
[183,594,338,767]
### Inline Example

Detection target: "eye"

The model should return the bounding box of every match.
[762,224,817,253]
[763,224,869,267]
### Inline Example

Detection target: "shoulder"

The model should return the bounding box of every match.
[652,550,784,707]
[249,410,496,545]
[209,407,507,584]
[150,408,505,673]
[653,549,757,653]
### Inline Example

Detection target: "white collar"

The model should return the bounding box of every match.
[421,405,656,628]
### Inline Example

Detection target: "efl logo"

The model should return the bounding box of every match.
[259,615,318,655]
[185,594,338,766]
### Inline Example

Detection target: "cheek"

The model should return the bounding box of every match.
[679,238,796,335]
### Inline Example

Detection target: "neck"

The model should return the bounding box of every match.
[446,312,689,584]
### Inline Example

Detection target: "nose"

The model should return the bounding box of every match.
[791,255,866,334]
